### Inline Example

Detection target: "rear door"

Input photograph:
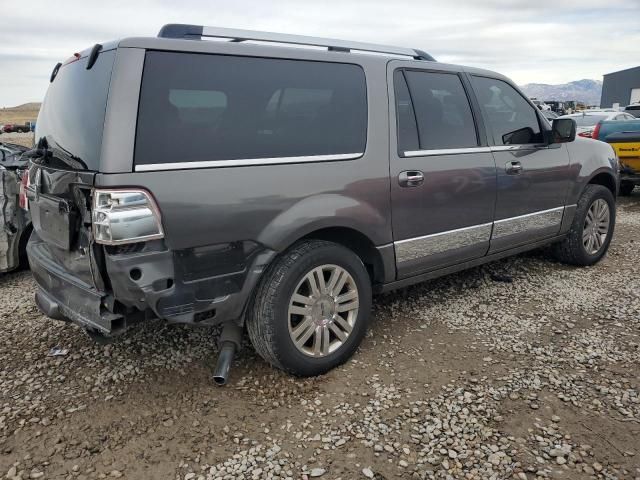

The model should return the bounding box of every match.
[388,63,497,278]
[469,75,571,253]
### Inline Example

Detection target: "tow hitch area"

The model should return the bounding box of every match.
[213,322,243,386]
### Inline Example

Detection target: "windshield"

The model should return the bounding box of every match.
[35,50,115,170]
[574,115,608,127]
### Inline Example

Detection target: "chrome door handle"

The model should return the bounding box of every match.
[505,161,522,175]
[399,170,424,187]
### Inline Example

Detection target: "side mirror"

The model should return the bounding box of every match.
[551,118,576,143]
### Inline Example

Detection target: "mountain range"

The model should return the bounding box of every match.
[519,79,602,106]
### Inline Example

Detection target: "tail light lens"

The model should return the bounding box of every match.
[592,122,601,140]
[19,169,29,211]
[92,189,164,245]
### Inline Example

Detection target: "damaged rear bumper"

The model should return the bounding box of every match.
[28,233,275,336]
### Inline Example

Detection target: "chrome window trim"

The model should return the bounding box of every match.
[403,147,491,157]
[490,144,548,152]
[394,222,493,263]
[134,153,364,172]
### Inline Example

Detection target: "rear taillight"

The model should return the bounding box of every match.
[19,170,29,211]
[592,122,601,140]
[92,189,164,245]
[578,131,592,138]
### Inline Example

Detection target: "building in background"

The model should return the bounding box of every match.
[600,66,640,108]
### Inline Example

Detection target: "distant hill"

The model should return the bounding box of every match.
[0,103,41,125]
[520,79,602,106]
[1,102,41,111]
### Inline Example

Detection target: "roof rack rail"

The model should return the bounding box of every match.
[158,24,435,61]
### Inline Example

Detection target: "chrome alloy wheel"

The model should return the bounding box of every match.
[583,198,610,255]
[287,264,359,357]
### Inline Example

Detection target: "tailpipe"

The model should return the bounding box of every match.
[212,322,243,386]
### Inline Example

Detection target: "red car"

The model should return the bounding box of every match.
[2,123,33,133]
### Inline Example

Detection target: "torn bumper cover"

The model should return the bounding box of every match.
[0,167,28,273]
[28,234,276,336]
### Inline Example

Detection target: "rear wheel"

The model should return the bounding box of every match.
[553,185,615,266]
[619,181,635,196]
[247,240,372,376]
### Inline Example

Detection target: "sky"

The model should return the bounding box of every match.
[1,0,639,107]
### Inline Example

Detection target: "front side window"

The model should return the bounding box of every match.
[395,70,478,151]
[471,76,543,145]
[135,52,367,166]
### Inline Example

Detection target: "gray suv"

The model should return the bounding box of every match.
[26,24,619,383]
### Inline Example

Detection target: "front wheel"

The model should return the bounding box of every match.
[247,240,372,377]
[553,185,615,266]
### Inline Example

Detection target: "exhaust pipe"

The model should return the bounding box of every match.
[212,322,242,386]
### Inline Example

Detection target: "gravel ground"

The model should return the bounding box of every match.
[1,194,639,480]
[0,133,34,149]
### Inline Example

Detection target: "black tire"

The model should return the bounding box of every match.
[247,239,372,377]
[619,181,635,196]
[553,184,615,266]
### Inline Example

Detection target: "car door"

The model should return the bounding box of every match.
[389,63,497,279]
[469,75,571,253]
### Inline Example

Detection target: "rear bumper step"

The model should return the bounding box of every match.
[34,289,64,321]
[28,237,124,334]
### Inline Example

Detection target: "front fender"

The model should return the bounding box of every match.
[257,193,390,252]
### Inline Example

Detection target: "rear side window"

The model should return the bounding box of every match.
[396,70,478,152]
[394,70,419,152]
[135,52,367,167]
[471,76,543,145]
[36,50,116,170]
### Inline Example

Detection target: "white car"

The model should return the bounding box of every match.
[530,98,551,111]
[558,111,637,138]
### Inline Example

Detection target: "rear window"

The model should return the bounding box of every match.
[135,52,367,167]
[35,50,116,170]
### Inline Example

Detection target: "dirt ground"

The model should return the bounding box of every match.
[0,192,639,479]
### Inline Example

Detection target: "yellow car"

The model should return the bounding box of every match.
[595,122,640,196]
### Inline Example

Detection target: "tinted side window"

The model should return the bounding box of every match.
[394,70,419,153]
[403,71,478,150]
[471,76,543,145]
[135,52,367,166]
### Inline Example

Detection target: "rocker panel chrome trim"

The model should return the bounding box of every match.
[394,223,493,263]
[492,207,565,239]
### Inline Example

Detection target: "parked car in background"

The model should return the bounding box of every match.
[625,104,640,118]
[542,110,559,123]
[0,142,31,273]
[26,24,618,383]
[530,98,551,111]
[1,122,35,134]
[559,111,636,138]
[544,101,566,115]
[592,119,640,196]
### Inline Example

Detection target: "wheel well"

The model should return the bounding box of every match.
[301,227,385,285]
[588,172,617,197]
